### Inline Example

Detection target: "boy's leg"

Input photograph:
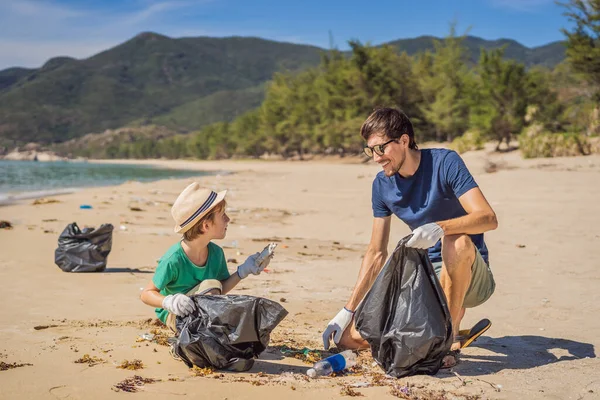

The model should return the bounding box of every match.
[187,279,223,296]
[166,313,178,333]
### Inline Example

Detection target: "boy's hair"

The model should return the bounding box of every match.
[360,107,418,150]
[183,200,227,241]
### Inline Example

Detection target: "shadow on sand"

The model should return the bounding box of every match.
[102,267,154,274]
[444,335,596,376]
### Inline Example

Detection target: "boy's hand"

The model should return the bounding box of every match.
[162,294,195,317]
[237,243,277,279]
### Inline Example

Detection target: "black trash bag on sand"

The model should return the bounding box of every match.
[54,222,114,272]
[355,235,453,378]
[174,295,288,371]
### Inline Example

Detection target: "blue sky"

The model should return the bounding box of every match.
[0,0,570,70]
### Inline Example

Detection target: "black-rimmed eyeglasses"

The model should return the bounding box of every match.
[363,139,397,158]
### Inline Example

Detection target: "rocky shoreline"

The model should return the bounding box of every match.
[1,143,69,161]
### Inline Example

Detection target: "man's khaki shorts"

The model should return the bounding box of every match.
[431,248,495,308]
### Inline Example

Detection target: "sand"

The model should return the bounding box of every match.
[0,146,599,399]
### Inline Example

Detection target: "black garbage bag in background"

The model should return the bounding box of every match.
[54,222,114,272]
[354,235,453,378]
[174,295,288,371]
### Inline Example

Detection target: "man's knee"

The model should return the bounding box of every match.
[442,234,475,271]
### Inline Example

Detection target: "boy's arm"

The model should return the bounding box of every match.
[221,272,242,294]
[140,282,166,308]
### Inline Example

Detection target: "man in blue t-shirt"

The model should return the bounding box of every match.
[322,108,498,368]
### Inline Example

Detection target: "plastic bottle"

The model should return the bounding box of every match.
[306,350,357,378]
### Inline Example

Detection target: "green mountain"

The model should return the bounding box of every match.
[386,35,565,68]
[0,33,565,145]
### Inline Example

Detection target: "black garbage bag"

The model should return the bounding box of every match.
[54,222,114,272]
[354,235,453,378]
[174,295,288,371]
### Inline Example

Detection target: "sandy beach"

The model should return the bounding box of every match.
[1,147,599,399]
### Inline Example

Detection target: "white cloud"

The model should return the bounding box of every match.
[0,39,117,70]
[1,0,86,19]
[489,0,554,12]
[0,0,212,69]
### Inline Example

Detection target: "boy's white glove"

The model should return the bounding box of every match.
[406,223,444,249]
[162,293,195,317]
[322,307,354,350]
[237,243,277,279]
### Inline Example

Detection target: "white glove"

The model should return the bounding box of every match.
[162,293,195,317]
[406,223,444,249]
[237,243,277,279]
[322,307,354,350]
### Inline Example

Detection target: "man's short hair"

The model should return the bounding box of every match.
[360,108,418,150]
[183,200,227,241]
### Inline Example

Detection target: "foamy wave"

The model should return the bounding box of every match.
[0,188,78,206]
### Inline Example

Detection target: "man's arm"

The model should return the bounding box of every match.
[437,187,498,235]
[345,216,391,311]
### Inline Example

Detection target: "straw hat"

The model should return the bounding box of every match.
[171,182,227,234]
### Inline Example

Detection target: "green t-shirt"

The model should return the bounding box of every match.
[152,241,230,323]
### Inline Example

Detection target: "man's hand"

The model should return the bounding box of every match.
[322,307,354,350]
[162,293,195,317]
[406,222,444,249]
[237,243,276,279]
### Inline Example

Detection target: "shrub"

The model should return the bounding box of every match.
[450,130,485,154]
[519,124,591,158]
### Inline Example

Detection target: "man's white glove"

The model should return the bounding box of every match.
[162,293,195,317]
[322,307,354,350]
[406,222,444,249]
[237,243,276,279]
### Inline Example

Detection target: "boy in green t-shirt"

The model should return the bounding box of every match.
[140,182,275,332]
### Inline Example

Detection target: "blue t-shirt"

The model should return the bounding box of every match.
[372,148,488,264]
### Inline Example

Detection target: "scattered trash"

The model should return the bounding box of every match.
[190,366,214,377]
[117,359,144,370]
[340,385,363,397]
[0,221,13,230]
[119,225,128,231]
[79,204,93,209]
[307,350,357,378]
[0,361,33,371]
[74,354,105,366]
[350,382,371,388]
[33,325,58,330]
[137,333,155,342]
[129,207,144,212]
[516,244,526,248]
[112,375,158,393]
[33,198,60,205]
[42,219,58,222]
[226,258,238,264]
[280,298,287,303]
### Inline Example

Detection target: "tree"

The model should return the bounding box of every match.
[558,1,600,107]
[416,25,472,142]
[470,48,529,150]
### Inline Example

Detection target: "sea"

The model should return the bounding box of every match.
[0,160,217,205]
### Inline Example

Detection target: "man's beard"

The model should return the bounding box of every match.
[386,153,405,177]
